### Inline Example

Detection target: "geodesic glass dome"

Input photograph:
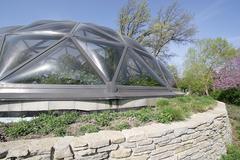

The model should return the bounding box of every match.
[0,20,177,101]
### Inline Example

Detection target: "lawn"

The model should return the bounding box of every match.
[0,96,216,141]
[221,104,240,160]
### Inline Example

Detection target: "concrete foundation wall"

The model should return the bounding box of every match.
[0,102,232,160]
[0,98,160,112]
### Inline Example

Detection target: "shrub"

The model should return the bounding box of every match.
[135,108,153,122]
[221,145,240,160]
[190,96,215,112]
[156,106,184,123]
[5,112,79,138]
[79,124,99,135]
[156,99,170,106]
[174,96,193,103]
[5,121,31,138]
[112,121,130,131]
[4,96,216,138]
[93,112,114,127]
[211,88,240,105]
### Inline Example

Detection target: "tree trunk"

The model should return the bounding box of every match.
[205,85,209,96]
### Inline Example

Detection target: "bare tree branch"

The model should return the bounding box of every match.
[118,0,197,60]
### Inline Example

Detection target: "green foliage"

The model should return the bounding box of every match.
[5,121,32,138]
[5,112,78,138]
[211,88,240,105]
[156,106,184,123]
[221,145,240,160]
[156,96,215,123]
[112,121,131,131]
[126,75,160,86]
[156,99,170,106]
[4,96,216,139]
[182,38,237,95]
[135,108,153,122]
[28,70,103,85]
[79,124,99,135]
[93,112,115,127]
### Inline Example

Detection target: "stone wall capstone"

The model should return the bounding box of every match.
[0,102,232,160]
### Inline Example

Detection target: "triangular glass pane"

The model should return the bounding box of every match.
[84,23,122,41]
[76,38,124,80]
[0,26,22,34]
[116,50,165,87]
[4,39,104,85]
[0,34,62,77]
[18,21,76,34]
[157,60,176,87]
[75,25,118,42]
[137,52,167,83]
[0,36,2,49]
[123,36,147,52]
[17,20,57,31]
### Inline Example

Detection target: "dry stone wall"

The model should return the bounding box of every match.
[0,102,232,160]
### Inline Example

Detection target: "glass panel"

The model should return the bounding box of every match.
[123,36,147,52]
[137,52,166,82]
[0,37,2,49]
[0,26,22,34]
[17,20,55,31]
[4,40,104,85]
[18,21,76,34]
[157,60,176,87]
[116,50,164,86]
[75,25,119,42]
[77,39,124,80]
[85,23,122,41]
[0,34,62,76]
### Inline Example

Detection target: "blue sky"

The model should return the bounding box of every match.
[0,0,239,72]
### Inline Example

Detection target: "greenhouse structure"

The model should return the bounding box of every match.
[0,20,179,112]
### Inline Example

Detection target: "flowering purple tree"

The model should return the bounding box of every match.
[213,56,240,89]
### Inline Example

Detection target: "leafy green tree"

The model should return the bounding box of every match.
[118,0,196,59]
[167,64,179,84]
[183,38,237,95]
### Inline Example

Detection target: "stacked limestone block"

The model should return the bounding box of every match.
[0,102,232,160]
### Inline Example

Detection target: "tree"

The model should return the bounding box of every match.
[118,0,196,59]
[182,38,237,95]
[213,56,240,89]
[119,0,150,40]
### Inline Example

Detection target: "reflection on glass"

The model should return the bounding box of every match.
[75,26,118,42]
[123,36,147,52]
[0,37,2,49]
[0,34,61,77]
[116,51,163,86]
[83,24,122,41]
[77,39,124,80]
[137,52,166,82]
[4,40,104,85]
[0,26,22,34]
[157,60,176,87]
[18,21,76,34]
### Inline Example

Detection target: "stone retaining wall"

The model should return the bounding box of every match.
[0,102,232,160]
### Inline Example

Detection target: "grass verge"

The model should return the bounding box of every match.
[1,96,216,140]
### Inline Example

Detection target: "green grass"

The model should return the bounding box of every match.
[221,145,240,160]
[78,124,99,135]
[111,121,131,131]
[2,96,216,139]
[221,104,240,159]
[5,112,78,138]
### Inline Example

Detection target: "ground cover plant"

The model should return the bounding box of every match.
[0,96,216,141]
[221,104,240,159]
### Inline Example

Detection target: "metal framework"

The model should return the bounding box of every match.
[0,20,177,101]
